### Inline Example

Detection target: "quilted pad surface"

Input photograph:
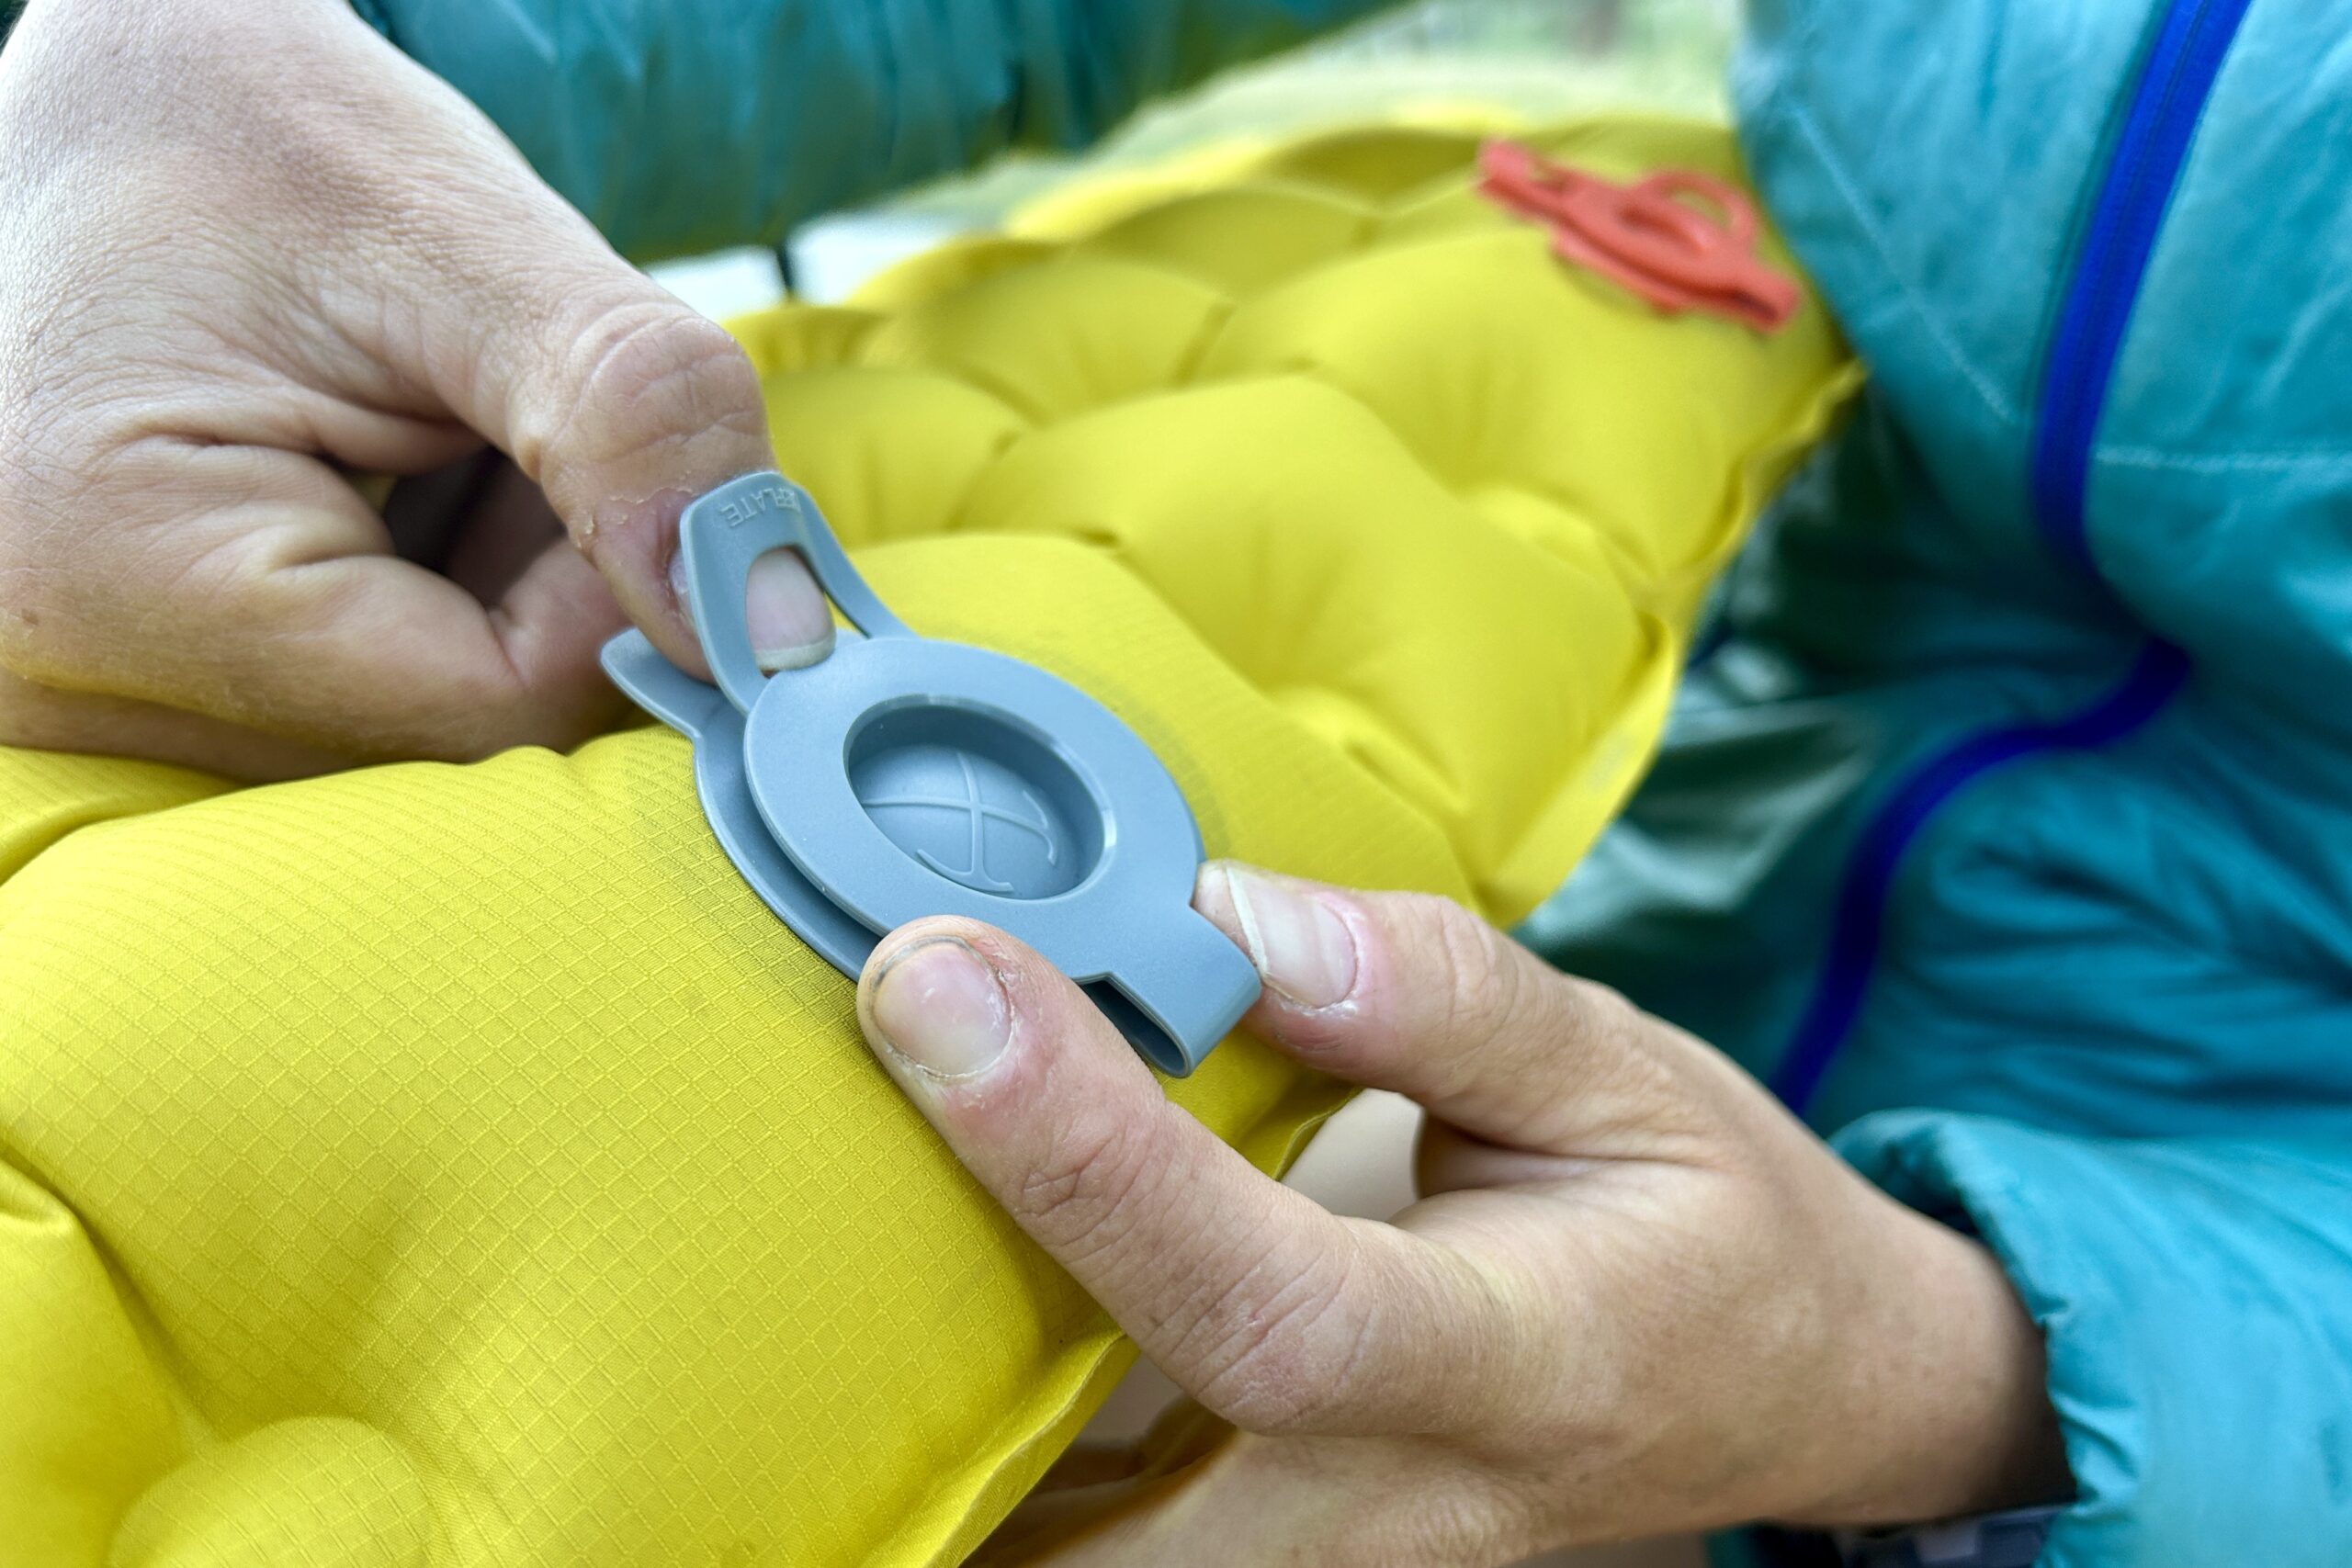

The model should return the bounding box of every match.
[0,119,1851,1567]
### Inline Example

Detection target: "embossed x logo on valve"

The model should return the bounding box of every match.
[860,751,1060,895]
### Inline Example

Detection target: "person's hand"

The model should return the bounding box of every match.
[0,0,831,779]
[854,865,2070,1564]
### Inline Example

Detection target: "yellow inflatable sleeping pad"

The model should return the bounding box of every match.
[0,118,1853,1566]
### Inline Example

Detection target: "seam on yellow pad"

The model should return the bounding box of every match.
[1611,360,1865,624]
[0,1152,191,1554]
[731,303,886,377]
[1162,296,1238,391]
[1482,619,1680,922]
[854,532,1467,886]
[844,238,1058,315]
[1479,359,1866,922]
[856,254,1237,432]
[1002,117,1527,244]
[0,749,232,888]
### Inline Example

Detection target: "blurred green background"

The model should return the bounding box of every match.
[663,0,1738,312]
[902,0,1736,217]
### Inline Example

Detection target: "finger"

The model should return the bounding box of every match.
[978,1426,1529,1568]
[6,443,627,760]
[0,664,350,782]
[1021,1399,1228,1509]
[1193,863,1707,1158]
[854,918,1515,1438]
[302,17,833,680]
[1028,1442,1148,1496]
[981,1410,1228,1568]
[1413,1118,1573,1199]
[988,1418,1195,1558]
[437,458,566,604]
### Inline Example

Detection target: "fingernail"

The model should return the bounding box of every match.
[747,549,835,671]
[868,937,1012,1081]
[1215,867,1357,1009]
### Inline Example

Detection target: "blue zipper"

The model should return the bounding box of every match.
[2029,0,2258,575]
[1770,0,2252,1115]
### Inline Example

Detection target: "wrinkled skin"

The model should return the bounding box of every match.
[0,0,830,779]
[858,864,2071,1565]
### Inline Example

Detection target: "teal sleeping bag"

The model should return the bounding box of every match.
[349,0,1396,262]
[1527,2,2352,1562]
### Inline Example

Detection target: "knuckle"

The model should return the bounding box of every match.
[258,581,528,763]
[540,299,765,477]
[0,515,78,685]
[1537,975,1708,1148]
[1557,975,1643,1051]
[1008,1108,1164,1265]
[372,658,543,762]
[381,694,526,764]
[0,664,66,750]
[1380,1502,1524,1568]
[1188,1239,1371,1435]
[0,576,65,680]
[1418,894,1524,1045]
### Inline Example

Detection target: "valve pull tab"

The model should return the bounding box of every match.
[676,472,910,716]
[604,472,1258,1077]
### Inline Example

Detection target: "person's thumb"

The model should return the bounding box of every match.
[503,277,835,682]
[853,916,1513,1438]
[319,19,833,680]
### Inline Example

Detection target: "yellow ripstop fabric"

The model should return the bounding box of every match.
[0,118,1854,1568]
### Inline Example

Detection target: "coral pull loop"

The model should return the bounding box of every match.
[1476,140,1802,333]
